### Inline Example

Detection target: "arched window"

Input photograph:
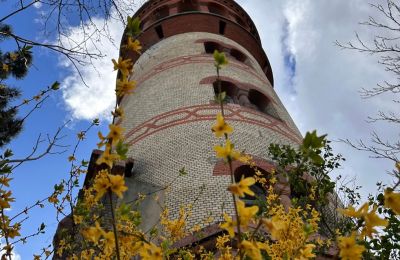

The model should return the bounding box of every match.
[204,42,222,54]
[213,80,238,104]
[248,89,281,120]
[229,49,247,63]
[178,0,198,13]
[208,3,226,16]
[154,5,169,20]
[203,41,248,64]
[234,165,269,207]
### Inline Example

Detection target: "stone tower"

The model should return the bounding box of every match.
[119,0,302,241]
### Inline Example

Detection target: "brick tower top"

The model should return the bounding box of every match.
[120,0,274,86]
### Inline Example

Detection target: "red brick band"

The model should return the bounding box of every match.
[124,104,302,145]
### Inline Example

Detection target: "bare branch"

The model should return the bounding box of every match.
[5,122,70,169]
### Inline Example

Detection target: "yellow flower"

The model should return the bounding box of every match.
[362,205,388,237]
[125,37,142,53]
[68,155,76,162]
[216,234,230,249]
[338,203,368,218]
[296,244,316,260]
[93,171,111,200]
[102,231,115,255]
[384,189,400,215]
[73,214,83,225]
[338,233,365,260]
[0,176,11,187]
[396,161,400,171]
[214,139,241,162]
[211,113,233,138]
[220,213,236,238]
[0,190,15,209]
[262,217,286,240]
[237,200,258,226]
[2,63,9,72]
[228,177,256,197]
[82,222,103,244]
[240,240,262,260]
[191,224,201,233]
[112,57,133,76]
[96,148,120,168]
[9,53,18,61]
[139,242,163,260]
[106,124,124,143]
[108,174,128,198]
[116,77,136,97]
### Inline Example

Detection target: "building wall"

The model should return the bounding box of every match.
[120,31,302,228]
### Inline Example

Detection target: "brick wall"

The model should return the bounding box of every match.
[120,32,302,228]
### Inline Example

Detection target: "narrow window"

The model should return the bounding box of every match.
[204,42,221,54]
[155,25,164,39]
[219,21,226,35]
[208,3,225,16]
[230,49,247,63]
[248,89,281,120]
[178,0,198,12]
[154,6,169,20]
[213,80,238,104]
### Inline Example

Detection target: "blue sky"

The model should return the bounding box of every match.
[1,0,398,258]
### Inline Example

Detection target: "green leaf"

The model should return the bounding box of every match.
[179,167,188,176]
[92,118,100,126]
[4,149,13,158]
[126,16,141,37]
[213,50,228,68]
[116,140,129,160]
[51,81,60,90]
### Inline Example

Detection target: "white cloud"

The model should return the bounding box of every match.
[240,0,398,198]
[0,241,21,260]
[58,17,122,121]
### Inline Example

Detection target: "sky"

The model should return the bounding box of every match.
[1,0,398,258]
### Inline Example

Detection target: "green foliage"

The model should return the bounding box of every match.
[361,183,400,259]
[0,86,22,147]
[268,131,343,210]
[0,22,34,147]
[116,140,129,160]
[126,17,141,37]
[213,50,228,69]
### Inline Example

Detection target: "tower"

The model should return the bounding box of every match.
[119,0,302,242]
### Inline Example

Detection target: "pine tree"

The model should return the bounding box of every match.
[0,22,33,147]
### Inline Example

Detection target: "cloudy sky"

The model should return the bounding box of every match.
[2,0,399,258]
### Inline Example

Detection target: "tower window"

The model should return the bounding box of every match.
[213,80,238,104]
[154,6,169,20]
[248,89,281,120]
[230,49,246,63]
[178,0,198,12]
[203,41,249,65]
[219,21,226,35]
[208,3,226,16]
[155,25,164,39]
[204,42,221,54]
